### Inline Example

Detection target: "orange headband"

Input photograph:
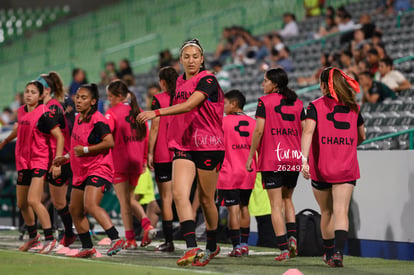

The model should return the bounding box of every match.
[328,68,360,102]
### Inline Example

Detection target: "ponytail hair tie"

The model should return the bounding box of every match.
[328,68,360,102]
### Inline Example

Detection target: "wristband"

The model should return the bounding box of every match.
[154,109,161,117]
[64,153,70,159]
[83,146,89,154]
[302,156,308,162]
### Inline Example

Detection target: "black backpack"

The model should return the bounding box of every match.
[296,209,324,256]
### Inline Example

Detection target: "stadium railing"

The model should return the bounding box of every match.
[397,7,414,28]
[361,128,414,149]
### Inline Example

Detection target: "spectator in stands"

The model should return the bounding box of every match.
[9,92,23,122]
[359,71,397,103]
[123,75,145,107]
[214,27,233,63]
[298,53,331,86]
[256,34,272,60]
[394,0,411,12]
[358,14,376,39]
[69,68,88,100]
[325,6,335,17]
[357,60,371,74]
[211,60,231,91]
[272,33,285,51]
[376,57,412,92]
[278,13,299,38]
[375,43,388,60]
[314,16,338,39]
[145,83,161,111]
[117,58,133,79]
[159,49,173,69]
[371,31,383,47]
[100,61,117,86]
[376,0,411,15]
[269,47,294,72]
[304,0,324,17]
[232,34,249,65]
[367,48,380,75]
[0,107,12,127]
[337,11,355,32]
[171,58,182,74]
[340,50,355,72]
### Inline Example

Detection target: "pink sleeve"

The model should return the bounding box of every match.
[105,111,116,132]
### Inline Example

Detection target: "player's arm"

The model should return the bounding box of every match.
[247,118,264,172]
[74,122,114,157]
[301,119,316,180]
[148,117,160,170]
[50,127,64,159]
[395,79,411,92]
[0,123,17,150]
[357,112,366,145]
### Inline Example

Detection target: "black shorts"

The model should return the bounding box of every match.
[47,163,73,186]
[72,175,111,193]
[311,180,357,190]
[154,162,172,183]
[218,189,252,207]
[173,150,225,171]
[261,171,299,190]
[17,169,47,186]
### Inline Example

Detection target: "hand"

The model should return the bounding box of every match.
[246,157,253,172]
[53,156,69,167]
[301,161,310,180]
[51,165,62,179]
[147,153,154,170]
[74,145,85,157]
[137,111,156,123]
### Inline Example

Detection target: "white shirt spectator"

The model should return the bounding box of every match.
[216,70,231,92]
[279,21,299,37]
[338,20,356,32]
[375,70,408,90]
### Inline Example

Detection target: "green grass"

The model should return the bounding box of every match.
[0,231,413,275]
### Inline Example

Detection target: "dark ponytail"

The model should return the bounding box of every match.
[80,83,99,123]
[266,68,297,104]
[107,80,146,140]
[159,66,178,106]
[41,71,65,102]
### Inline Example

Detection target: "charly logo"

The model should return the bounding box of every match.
[274,98,295,121]
[234,120,250,137]
[125,109,137,131]
[327,106,351,130]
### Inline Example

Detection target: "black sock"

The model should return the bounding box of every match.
[276,234,289,251]
[105,226,119,241]
[323,238,335,258]
[57,205,74,237]
[206,230,217,252]
[180,220,197,248]
[27,224,37,239]
[335,230,347,254]
[240,227,250,244]
[286,223,297,239]
[43,228,54,241]
[78,232,93,249]
[229,229,240,248]
[162,220,173,243]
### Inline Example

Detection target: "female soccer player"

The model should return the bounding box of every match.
[138,39,224,267]
[147,67,178,252]
[37,72,75,247]
[246,68,305,261]
[301,67,365,267]
[217,89,256,257]
[54,83,125,258]
[0,81,64,254]
[105,80,155,249]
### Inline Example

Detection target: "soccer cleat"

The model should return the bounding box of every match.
[288,237,298,258]
[332,251,344,267]
[208,245,220,259]
[123,239,138,250]
[241,244,249,256]
[59,235,76,247]
[228,247,242,257]
[140,225,157,247]
[192,245,220,266]
[323,253,328,263]
[107,239,126,256]
[275,250,290,262]
[39,239,57,254]
[177,247,204,266]
[155,242,175,252]
[71,248,97,258]
[19,233,41,252]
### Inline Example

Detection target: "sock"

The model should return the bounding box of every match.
[141,217,151,231]
[276,234,289,251]
[125,230,135,241]
[162,220,173,243]
[240,227,250,244]
[180,220,197,248]
[323,238,335,258]
[78,232,93,249]
[105,226,119,241]
[206,230,217,252]
[43,228,54,241]
[27,224,37,239]
[335,230,347,254]
[286,223,297,240]
[229,229,240,248]
[57,205,74,237]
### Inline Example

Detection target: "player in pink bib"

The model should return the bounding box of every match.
[301,67,365,267]
[247,68,305,262]
[0,81,65,254]
[217,90,256,257]
[38,72,75,248]
[148,67,178,252]
[54,84,125,258]
[138,39,224,267]
[106,80,156,249]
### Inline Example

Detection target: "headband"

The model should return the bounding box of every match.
[328,68,360,102]
[180,42,203,55]
[36,76,50,89]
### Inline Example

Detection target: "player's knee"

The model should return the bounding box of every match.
[27,197,41,208]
